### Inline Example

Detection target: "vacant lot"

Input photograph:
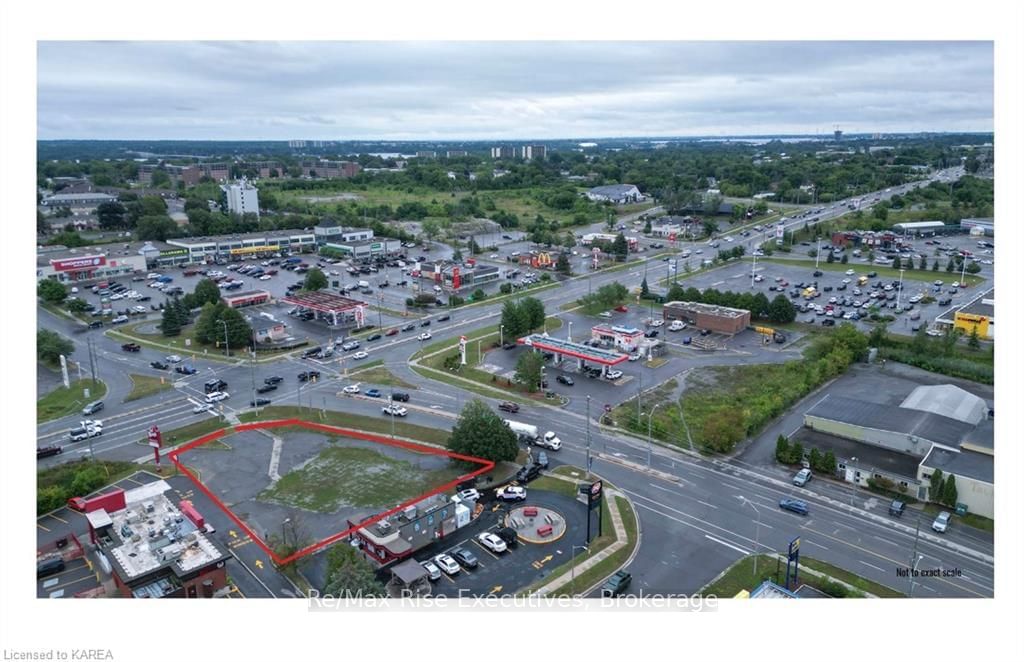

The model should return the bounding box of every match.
[259,445,460,513]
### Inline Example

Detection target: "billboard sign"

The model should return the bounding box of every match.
[51,255,106,272]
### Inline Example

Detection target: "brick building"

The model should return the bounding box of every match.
[662,301,751,335]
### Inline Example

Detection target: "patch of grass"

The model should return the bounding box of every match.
[238,406,452,447]
[124,373,174,403]
[136,416,230,448]
[798,558,905,598]
[348,366,418,390]
[701,555,784,597]
[37,458,137,515]
[756,257,986,286]
[37,379,108,423]
[408,365,536,407]
[259,445,462,512]
[644,357,669,369]
[549,496,638,597]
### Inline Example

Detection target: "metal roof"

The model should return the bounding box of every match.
[805,394,976,449]
[900,385,988,426]
[518,334,628,366]
[282,291,367,313]
[588,184,640,197]
[921,446,993,484]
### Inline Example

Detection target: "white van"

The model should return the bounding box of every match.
[668,320,686,332]
[357,280,370,289]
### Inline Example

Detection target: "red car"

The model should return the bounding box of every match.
[614,305,628,313]
[385,328,399,336]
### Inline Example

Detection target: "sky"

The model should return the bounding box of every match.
[36,41,994,141]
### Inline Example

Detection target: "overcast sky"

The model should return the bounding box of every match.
[36,41,993,140]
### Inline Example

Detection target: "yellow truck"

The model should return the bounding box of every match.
[857,275,869,286]
[803,286,817,299]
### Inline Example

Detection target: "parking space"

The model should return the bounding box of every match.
[423,489,597,597]
[37,555,101,598]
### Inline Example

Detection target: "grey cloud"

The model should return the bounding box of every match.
[37,41,992,139]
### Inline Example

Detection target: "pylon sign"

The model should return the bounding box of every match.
[452,266,461,290]
[458,335,467,366]
[148,425,163,466]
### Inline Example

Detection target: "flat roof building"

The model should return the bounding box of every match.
[585,184,643,204]
[936,288,994,339]
[165,230,316,262]
[662,301,751,336]
[40,192,117,208]
[82,480,228,598]
[37,247,147,284]
[325,237,403,261]
[223,180,260,217]
[221,289,271,309]
[281,290,368,328]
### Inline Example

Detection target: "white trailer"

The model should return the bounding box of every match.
[504,419,539,442]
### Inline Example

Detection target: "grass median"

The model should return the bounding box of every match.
[237,405,452,447]
[124,373,174,403]
[347,365,418,390]
[701,554,904,598]
[135,415,231,448]
[37,379,108,423]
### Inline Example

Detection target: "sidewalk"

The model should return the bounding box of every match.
[530,473,632,597]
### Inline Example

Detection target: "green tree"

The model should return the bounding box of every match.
[555,252,571,275]
[775,434,790,463]
[37,279,68,304]
[520,297,546,332]
[872,204,888,221]
[323,543,385,597]
[965,262,981,274]
[840,254,848,264]
[514,351,545,393]
[643,218,652,234]
[918,255,927,269]
[791,441,805,466]
[96,201,128,230]
[892,255,902,270]
[136,215,178,241]
[611,232,629,260]
[929,469,944,501]
[149,169,172,188]
[945,258,955,272]
[941,474,958,508]
[501,300,527,339]
[822,450,837,475]
[640,278,650,298]
[911,323,930,355]
[448,399,520,463]
[700,415,745,453]
[66,298,89,313]
[304,268,328,291]
[809,447,823,472]
[37,209,49,235]
[37,329,73,364]
[767,294,796,323]
[193,278,222,307]
[905,256,914,271]
[420,218,442,243]
[159,302,183,337]
[826,251,835,263]
[469,237,481,254]
[932,259,940,271]
[967,327,980,349]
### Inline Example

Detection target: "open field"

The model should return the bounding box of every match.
[37,379,108,423]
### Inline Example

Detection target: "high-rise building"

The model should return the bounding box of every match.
[223,180,260,217]
[490,146,516,159]
[833,129,843,142]
[521,144,547,160]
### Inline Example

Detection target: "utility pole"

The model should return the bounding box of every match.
[742,497,762,581]
[585,395,592,476]
[219,320,229,358]
[646,402,663,468]
[815,239,821,269]
[250,331,258,413]
[908,510,924,597]
[636,371,643,424]
[87,336,98,386]
[750,253,757,289]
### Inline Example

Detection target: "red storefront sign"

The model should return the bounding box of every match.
[51,255,107,272]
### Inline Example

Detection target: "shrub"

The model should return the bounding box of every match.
[819,579,849,598]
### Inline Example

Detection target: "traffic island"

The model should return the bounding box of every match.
[507,505,566,543]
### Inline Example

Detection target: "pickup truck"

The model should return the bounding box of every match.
[121,343,141,352]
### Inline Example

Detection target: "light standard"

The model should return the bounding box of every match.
[675,401,694,452]
[645,402,664,468]
[908,509,925,597]
[282,517,291,548]
[814,239,821,269]
[750,252,758,288]
[585,395,592,475]
[849,456,858,507]
[218,320,229,358]
[567,321,573,343]
[570,544,589,596]
[896,268,905,312]
[499,324,504,347]
[741,497,763,580]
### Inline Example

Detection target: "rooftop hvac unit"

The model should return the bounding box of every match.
[144,501,155,513]
[402,505,417,520]
[376,520,392,534]
[159,544,183,562]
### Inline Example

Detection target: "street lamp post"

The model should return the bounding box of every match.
[908,509,924,597]
[499,324,504,347]
[741,497,762,580]
[282,517,291,548]
[849,456,858,507]
[646,402,664,468]
[750,253,758,288]
[585,395,592,476]
[896,268,905,312]
[675,401,694,452]
[570,544,589,596]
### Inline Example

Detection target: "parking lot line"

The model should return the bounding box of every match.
[442,572,456,584]
[52,573,97,590]
[37,523,50,532]
[48,513,69,524]
[471,539,502,561]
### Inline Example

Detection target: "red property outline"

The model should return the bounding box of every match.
[168,418,494,565]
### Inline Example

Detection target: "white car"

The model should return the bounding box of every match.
[111,315,129,324]
[329,270,340,276]
[845,269,856,276]
[110,293,125,301]
[205,391,230,403]
[753,274,764,282]
[418,332,432,341]
[457,489,481,502]
[166,355,182,363]
[342,384,361,394]
[489,254,500,259]
[496,485,527,502]
[381,404,407,417]
[841,278,851,284]
[628,353,642,362]
[605,370,623,380]
[193,402,214,414]
[724,236,734,243]
[259,275,272,281]
[598,311,612,319]
[420,560,441,581]
[648,319,664,328]
[477,532,508,553]
[352,351,369,360]
[668,320,686,331]
[433,553,460,576]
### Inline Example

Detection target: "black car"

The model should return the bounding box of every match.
[175,365,197,375]
[37,445,63,459]
[515,463,542,483]
[391,392,410,402]
[367,333,382,342]
[495,527,520,548]
[264,376,284,385]
[644,329,659,338]
[250,398,272,407]
[498,401,519,413]
[502,342,517,350]
[888,499,906,517]
[88,320,104,329]
[452,548,478,569]
[150,361,169,370]
[837,283,847,291]
[298,370,321,382]
[401,324,416,332]
[438,315,451,322]
[556,375,574,386]
[867,271,878,278]
[821,318,836,326]
[601,570,632,597]
[420,320,431,327]
[302,347,323,359]
[256,383,277,394]
[813,270,823,277]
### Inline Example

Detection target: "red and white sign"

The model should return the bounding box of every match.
[51,255,106,272]
[452,266,461,290]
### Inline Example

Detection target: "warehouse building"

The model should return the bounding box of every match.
[802,385,993,517]
[662,301,750,335]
